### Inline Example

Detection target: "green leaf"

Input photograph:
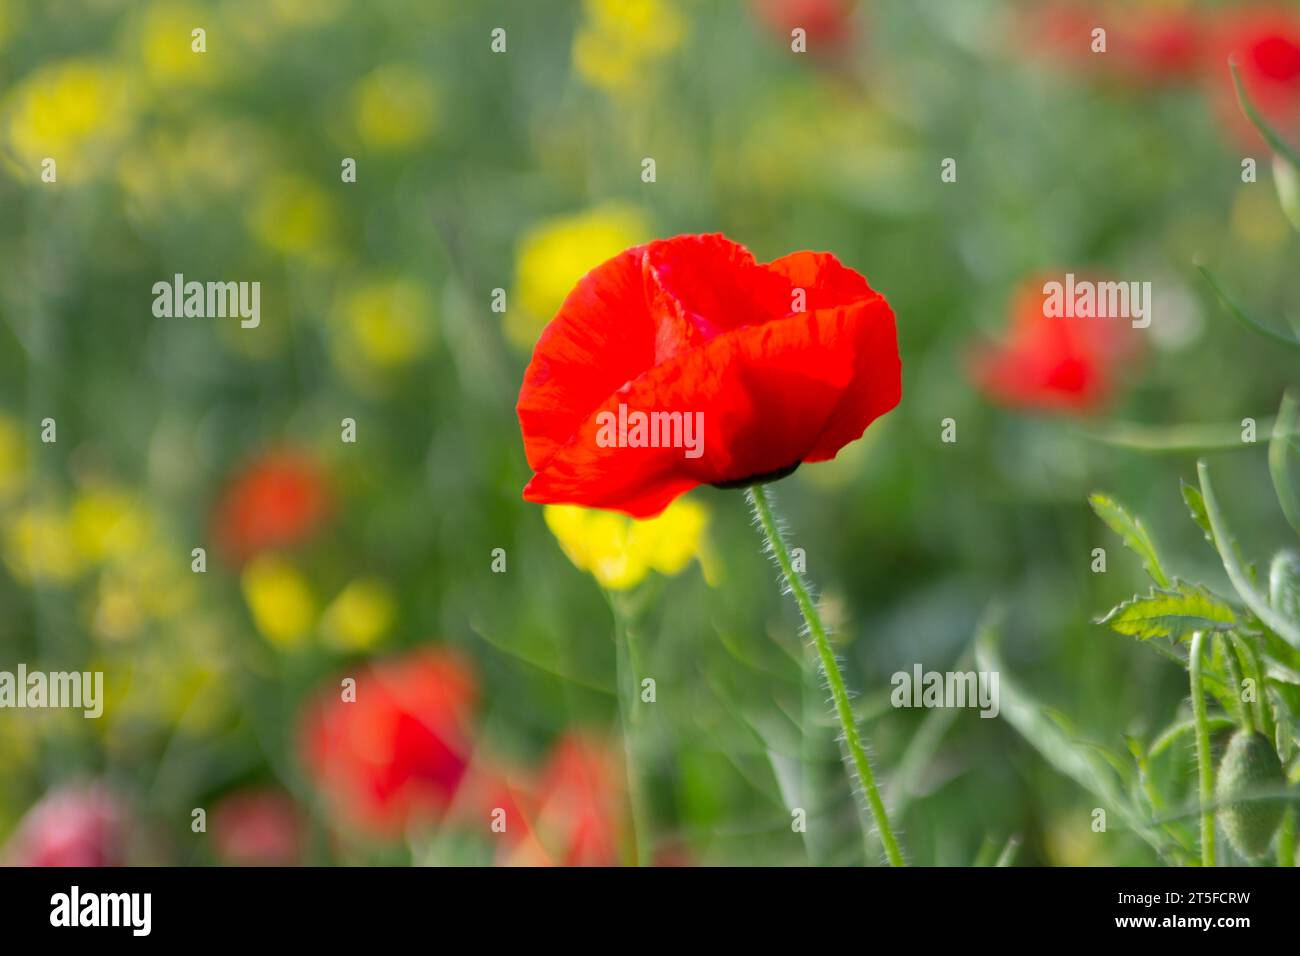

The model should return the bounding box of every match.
[1197,263,1300,352]
[1270,388,1300,538]
[1198,460,1300,649]
[1098,581,1237,641]
[975,625,1180,860]
[1181,480,1214,545]
[1089,493,1171,587]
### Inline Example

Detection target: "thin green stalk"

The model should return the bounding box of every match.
[1278,807,1296,868]
[747,484,904,866]
[1190,630,1216,867]
[1223,641,1252,733]
[609,592,653,866]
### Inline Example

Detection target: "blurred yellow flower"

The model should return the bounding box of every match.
[3,505,83,584]
[573,0,686,97]
[351,65,439,151]
[0,414,25,502]
[71,487,151,564]
[321,577,396,651]
[247,173,336,264]
[511,203,649,348]
[544,497,713,591]
[242,554,315,647]
[329,276,436,390]
[137,2,222,88]
[1,59,133,184]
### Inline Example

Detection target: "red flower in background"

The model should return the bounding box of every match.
[516,733,626,867]
[2,783,130,867]
[517,234,900,518]
[299,649,477,837]
[1205,6,1300,148]
[751,0,857,53]
[213,449,330,563]
[212,789,304,866]
[1026,2,1204,88]
[968,277,1144,414]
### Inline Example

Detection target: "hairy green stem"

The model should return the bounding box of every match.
[1190,630,1216,867]
[747,484,904,866]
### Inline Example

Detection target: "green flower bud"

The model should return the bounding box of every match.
[1215,730,1286,859]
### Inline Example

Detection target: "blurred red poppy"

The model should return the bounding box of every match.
[299,649,477,837]
[968,277,1144,414]
[526,733,626,867]
[1204,6,1300,148]
[213,449,330,563]
[1025,2,1204,88]
[751,0,857,53]
[517,234,900,517]
[2,783,129,867]
[212,788,304,866]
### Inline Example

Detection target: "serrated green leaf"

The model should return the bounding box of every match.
[1098,581,1236,641]
[1181,481,1214,545]
[1089,493,1170,588]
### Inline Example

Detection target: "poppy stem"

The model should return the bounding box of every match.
[747,485,905,867]
[1189,630,1216,868]
[609,591,653,866]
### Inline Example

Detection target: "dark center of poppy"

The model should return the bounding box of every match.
[711,460,801,490]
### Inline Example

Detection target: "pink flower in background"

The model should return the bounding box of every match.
[299,649,478,837]
[212,789,304,866]
[2,783,130,867]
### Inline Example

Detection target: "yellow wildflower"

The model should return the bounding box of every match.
[511,203,649,348]
[242,554,315,648]
[137,2,223,88]
[1,59,133,184]
[329,276,436,391]
[351,65,439,151]
[544,497,712,591]
[3,505,83,584]
[247,172,337,265]
[71,487,151,564]
[573,0,687,97]
[321,577,396,651]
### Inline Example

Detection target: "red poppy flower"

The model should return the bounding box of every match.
[968,276,1144,415]
[1204,7,1300,148]
[213,449,330,563]
[751,0,857,53]
[2,783,130,867]
[212,789,304,866]
[1025,2,1204,88]
[527,733,626,867]
[516,234,900,518]
[299,649,477,837]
